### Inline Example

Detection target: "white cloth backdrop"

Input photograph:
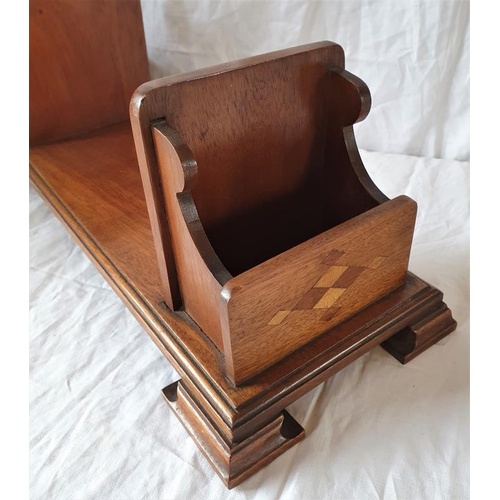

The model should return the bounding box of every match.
[30,150,469,499]
[141,0,470,161]
[30,1,470,498]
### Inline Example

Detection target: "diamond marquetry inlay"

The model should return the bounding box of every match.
[266,248,387,326]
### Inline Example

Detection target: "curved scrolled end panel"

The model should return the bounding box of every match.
[130,41,347,322]
[320,66,390,231]
[329,68,372,126]
[130,41,410,381]
[151,124,231,352]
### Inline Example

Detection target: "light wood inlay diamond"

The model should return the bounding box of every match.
[266,248,391,325]
[313,288,346,309]
[267,310,291,326]
[314,265,348,288]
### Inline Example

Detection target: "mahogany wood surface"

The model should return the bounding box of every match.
[221,196,416,383]
[130,41,387,312]
[28,123,456,413]
[29,123,160,296]
[153,114,417,380]
[29,0,149,146]
[29,9,457,485]
[162,381,305,489]
[137,43,413,383]
[153,125,229,352]
[29,121,457,485]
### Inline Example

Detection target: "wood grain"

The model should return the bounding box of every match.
[153,124,230,351]
[381,303,457,363]
[29,124,456,485]
[30,0,149,145]
[152,117,405,382]
[28,123,454,416]
[162,380,304,489]
[29,26,457,487]
[29,123,160,294]
[152,115,417,384]
[144,45,404,383]
[222,196,417,384]
[131,41,387,311]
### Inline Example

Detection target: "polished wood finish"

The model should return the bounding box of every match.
[162,381,305,489]
[29,123,157,291]
[221,196,416,383]
[381,303,457,363]
[29,0,149,145]
[154,116,417,380]
[152,124,229,351]
[130,41,387,312]
[29,121,456,487]
[30,15,457,488]
[135,43,419,384]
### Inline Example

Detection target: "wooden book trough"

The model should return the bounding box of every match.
[30,0,457,489]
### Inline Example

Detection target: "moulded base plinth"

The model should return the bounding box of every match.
[157,292,456,488]
[29,121,457,489]
[381,303,457,363]
[162,381,305,489]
